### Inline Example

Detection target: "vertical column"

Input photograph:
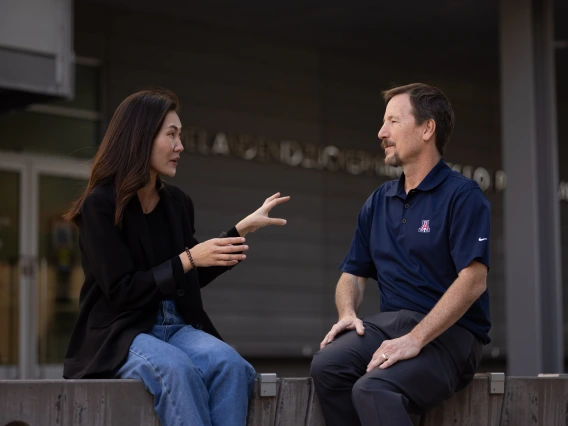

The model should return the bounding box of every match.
[500,0,563,374]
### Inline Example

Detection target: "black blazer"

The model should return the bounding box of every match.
[63,182,238,379]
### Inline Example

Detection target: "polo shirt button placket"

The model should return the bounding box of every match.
[402,218,407,223]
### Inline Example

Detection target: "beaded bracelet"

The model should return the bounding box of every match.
[184,246,196,269]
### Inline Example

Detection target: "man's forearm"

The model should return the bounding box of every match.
[335,273,366,318]
[410,262,487,347]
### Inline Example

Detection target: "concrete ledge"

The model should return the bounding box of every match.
[499,376,568,426]
[0,379,159,426]
[1,374,566,426]
[416,374,503,426]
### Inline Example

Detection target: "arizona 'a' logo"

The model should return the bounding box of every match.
[418,220,430,233]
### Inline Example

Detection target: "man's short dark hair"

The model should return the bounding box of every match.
[382,83,455,156]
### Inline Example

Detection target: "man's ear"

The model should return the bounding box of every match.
[423,119,436,142]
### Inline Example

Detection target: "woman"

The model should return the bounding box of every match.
[63,88,289,426]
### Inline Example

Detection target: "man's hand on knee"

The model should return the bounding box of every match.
[320,315,365,349]
[366,333,422,372]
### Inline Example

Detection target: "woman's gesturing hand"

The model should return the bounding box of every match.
[190,237,248,267]
[236,193,290,236]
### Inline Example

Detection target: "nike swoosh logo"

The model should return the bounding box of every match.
[478,238,487,241]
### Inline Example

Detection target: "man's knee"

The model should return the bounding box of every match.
[310,347,335,382]
[310,351,325,381]
[310,345,356,389]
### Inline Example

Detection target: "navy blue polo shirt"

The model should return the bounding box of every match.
[340,159,491,344]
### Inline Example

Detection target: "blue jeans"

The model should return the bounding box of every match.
[116,300,256,426]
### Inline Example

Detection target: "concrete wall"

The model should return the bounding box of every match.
[3,375,568,426]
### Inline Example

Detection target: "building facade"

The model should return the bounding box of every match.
[0,0,567,378]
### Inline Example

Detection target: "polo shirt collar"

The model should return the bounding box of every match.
[386,159,452,197]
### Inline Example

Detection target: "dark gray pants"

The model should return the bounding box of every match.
[310,310,482,426]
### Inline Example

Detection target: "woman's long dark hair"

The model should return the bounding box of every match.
[64,88,179,226]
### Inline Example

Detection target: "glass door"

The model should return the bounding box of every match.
[0,168,21,378]
[0,152,90,378]
[32,156,90,378]
[36,173,88,375]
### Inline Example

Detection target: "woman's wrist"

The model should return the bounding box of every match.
[235,219,250,237]
[185,247,197,269]
[179,251,193,273]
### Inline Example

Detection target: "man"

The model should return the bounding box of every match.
[311,83,490,426]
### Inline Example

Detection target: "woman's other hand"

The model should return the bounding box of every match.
[236,192,290,236]
[181,238,248,271]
